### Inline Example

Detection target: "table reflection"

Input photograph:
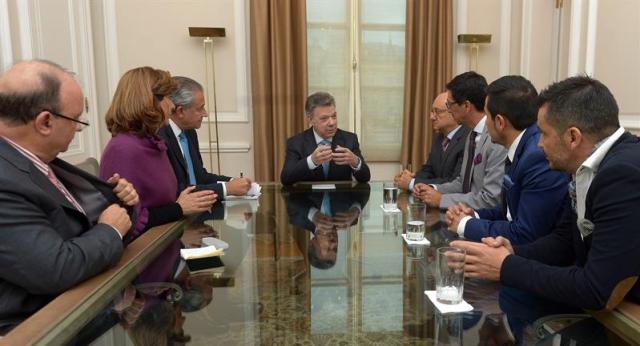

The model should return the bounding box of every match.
[75,183,601,345]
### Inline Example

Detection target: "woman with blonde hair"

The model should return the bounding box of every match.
[100,66,216,240]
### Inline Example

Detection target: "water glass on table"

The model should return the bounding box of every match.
[383,182,399,211]
[435,246,466,304]
[406,202,426,241]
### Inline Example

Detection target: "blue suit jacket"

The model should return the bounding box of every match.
[464,125,569,245]
[501,132,640,309]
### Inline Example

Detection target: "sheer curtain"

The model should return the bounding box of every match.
[307,0,406,162]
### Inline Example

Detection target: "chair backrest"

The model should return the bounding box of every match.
[74,157,99,176]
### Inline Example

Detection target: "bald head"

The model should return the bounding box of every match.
[0,60,78,125]
[431,91,458,134]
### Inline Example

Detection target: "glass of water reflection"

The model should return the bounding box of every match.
[406,202,426,241]
[383,182,399,211]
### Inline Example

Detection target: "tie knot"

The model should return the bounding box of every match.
[179,132,186,140]
[320,139,331,146]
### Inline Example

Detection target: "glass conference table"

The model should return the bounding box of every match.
[24,182,610,345]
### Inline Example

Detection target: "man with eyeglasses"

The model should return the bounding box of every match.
[159,76,253,201]
[0,59,138,332]
[394,92,469,190]
[414,72,507,210]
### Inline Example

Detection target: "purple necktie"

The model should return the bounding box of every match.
[462,131,477,193]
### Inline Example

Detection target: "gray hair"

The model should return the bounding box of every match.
[0,59,73,124]
[305,91,335,116]
[170,76,203,108]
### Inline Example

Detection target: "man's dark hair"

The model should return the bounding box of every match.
[486,75,538,131]
[0,60,66,124]
[445,71,488,111]
[537,75,619,141]
[308,243,336,270]
[305,91,335,116]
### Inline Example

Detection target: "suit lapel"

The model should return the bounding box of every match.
[162,126,188,173]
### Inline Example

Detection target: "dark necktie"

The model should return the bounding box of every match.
[441,137,450,152]
[502,158,512,217]
[462,131,478,193]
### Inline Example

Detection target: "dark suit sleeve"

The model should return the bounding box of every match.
[466,158,568,245]
[281,136,315,185]
[350,135,370,183]
[414,140,438,183]
[0,191,123,295]
[189,131,232,184]
[500,161,640,309]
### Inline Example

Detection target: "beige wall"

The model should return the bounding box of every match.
[456,0,640,134]
[93,0,254,179]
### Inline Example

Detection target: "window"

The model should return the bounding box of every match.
[307,0,406,161]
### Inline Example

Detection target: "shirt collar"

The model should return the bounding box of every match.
[1,135,50,175]
[313,129,333,144]
[446,125,462,140]
[578,127,625,173]
[169,119,183,138]
[507,130,525,162]
[473,115,487,134]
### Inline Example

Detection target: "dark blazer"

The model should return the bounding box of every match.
[159,125,231,198]
[415,126,470,185]
[0,138,124,327]
[280,128,371,185]
[501,132,640,309]
[465,125,569,245]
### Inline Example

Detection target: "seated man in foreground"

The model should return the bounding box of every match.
[0,60,138,332]
[394,92,469,190]
[446,75,568,245]
[452,76,640,309]
[280,92,370,185]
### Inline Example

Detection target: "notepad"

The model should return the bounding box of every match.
[311,184,336,190]
[180,245,224,260]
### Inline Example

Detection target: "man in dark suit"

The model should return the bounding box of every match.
[280,92,371,185]
[285,185,371,269]
[0,60,138,331]
[452,76,640,309]
[159,76,252,200]
[445,76,568,245]
[394,92,469,190]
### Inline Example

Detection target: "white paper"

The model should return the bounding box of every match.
[225,182,262,200]
[180,245,224,260]
[380,204,401,213]
[311,184,336,190]
[401,233,431,245]
[424,290,473,313]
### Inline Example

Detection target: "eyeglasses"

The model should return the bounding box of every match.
[445,100,459,110]
[431,107,449,115]
[44,109,90,129]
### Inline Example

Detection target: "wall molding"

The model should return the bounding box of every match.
[205,0,249,123]
[0,0,13,71]
[498,0,511,76]
[619,114,640,130]
[453,0,468,75]
[567,0,583,76]
[103,0,120,99]
[584,0,598,76]
[16,0,33,58]
[199,142,251,154]
[519,0,533,78]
